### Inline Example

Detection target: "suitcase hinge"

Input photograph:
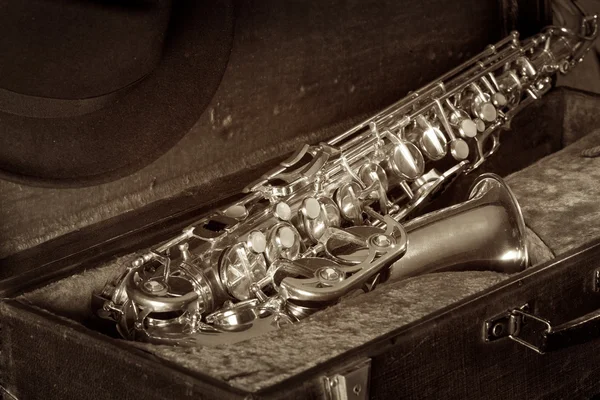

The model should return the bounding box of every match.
[323,358,371,400]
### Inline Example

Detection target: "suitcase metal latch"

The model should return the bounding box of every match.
[484,303,554,353]
[484,295,600,354]
[323,359,371,400]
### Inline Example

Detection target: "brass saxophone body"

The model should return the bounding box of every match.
[94,7,598,346]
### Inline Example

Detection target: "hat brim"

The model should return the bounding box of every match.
[0,1,234,188]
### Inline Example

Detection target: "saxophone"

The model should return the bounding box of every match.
[93,3,598,346]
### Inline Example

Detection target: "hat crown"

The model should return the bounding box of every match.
[0,0,172,100]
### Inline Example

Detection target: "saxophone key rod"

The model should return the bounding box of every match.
[325,31,521,147]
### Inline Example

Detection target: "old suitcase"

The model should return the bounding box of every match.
[1,0,600,399]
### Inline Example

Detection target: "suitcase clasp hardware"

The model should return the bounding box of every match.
[323,358,371,400]
[484,303,531,342]
[484,303,553,354]
[506,308,552,354]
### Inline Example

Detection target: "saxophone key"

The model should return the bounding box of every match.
[474,118,486,133]
[495,70,523,106]
[480,75,508,108]
[205,299,261,332]
[462,82,498,123]
[223,204,249,220]
[299,196,341,242]
[247,231,267,254]
[274,201,293,221]
[406,115,448,161]
[359,162,389,191]
[432,100,470,161]
[446,100,477,139]
[384,140,425,181]
[359,163,390,213]
[220,242,268,301]
[335,181,364,225]
[265,223,302,263]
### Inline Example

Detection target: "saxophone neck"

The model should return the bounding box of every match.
[538,0,598,73]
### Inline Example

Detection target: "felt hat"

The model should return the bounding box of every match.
[0,0,233,187]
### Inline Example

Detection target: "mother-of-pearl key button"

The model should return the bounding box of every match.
[275,202,292,221]
[459,119,477,138]
[223,204,248,219]
[479,103,497,122]
[492,92,507,107]
[474,118,486,132]
[247,231,266,253]
[303,197,322,220]
[278,226,296,249]
[450,139,469,160]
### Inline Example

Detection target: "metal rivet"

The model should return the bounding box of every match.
[319,267,340,281]
[132,258,144,268]
[143,280,165,292]
[179,242,192,261]
[492,322,505,337]
[373,234,391,248]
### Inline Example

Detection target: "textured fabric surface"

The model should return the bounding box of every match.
[20,92,600,395]
[21,124,600,390]
[150,271,509,391]
[23,124,600,391]
[0,0,233,186]
[0,0,514,258]
[561,89,600,147]
[20,256,135,323]
[506,129,600,255]
[20,259,510,392]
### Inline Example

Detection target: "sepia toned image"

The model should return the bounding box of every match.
[0,0,599,399]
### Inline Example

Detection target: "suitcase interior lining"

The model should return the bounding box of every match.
[13,88,600,392]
